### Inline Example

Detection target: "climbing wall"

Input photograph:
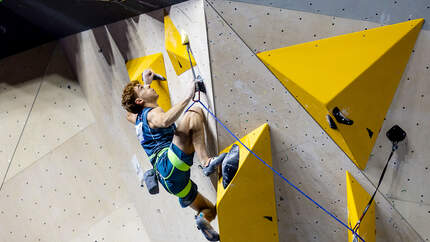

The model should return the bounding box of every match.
[205,0,429,241]
[0,0,214,241]
[60,0,218,241]
[231,0,430,30]
[0,43,56,182]
[1,0,429,241]
[257,19,423,170]
[0,43,153,241]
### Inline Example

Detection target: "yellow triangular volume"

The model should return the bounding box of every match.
[346,171,375,242]
[258,19,424,169]
[216,123,279,242]
[164,15,196,76]
[126,53,172,111]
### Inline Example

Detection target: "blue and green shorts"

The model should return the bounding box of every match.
[153,143,198,208]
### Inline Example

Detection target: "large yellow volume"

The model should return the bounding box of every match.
[258,19,423,169]
[346,171,375,242]
[126,53,172,111]
[216,123,279,242]
[164,15,196,76]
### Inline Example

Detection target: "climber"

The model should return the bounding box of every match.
[121,69,225,241]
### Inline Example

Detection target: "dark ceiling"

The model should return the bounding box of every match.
[0,0,186,60]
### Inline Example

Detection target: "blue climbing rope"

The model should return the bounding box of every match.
[190,100,365,242]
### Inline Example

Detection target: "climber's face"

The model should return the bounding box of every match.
[134,83,158,106]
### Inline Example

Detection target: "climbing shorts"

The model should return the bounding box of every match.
[153,143,198,208]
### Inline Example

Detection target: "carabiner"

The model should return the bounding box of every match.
[193,82,200,102]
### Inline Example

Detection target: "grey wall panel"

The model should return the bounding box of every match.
[230,0,430,30]
[207,0,430,240]
[205,1,424,241]
[0,43,56,185]
[0,44,151,241]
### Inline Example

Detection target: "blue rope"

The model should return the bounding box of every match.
[185,100,197,113]
[193,100,365,242]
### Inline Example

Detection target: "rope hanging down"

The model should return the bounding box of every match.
[351,125,406,241]
[352,148,395,239]
[187,99,365,242]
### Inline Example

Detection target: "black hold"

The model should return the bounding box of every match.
[386,125,406,143]
[67,85,71,89]
[280,196,284,201]
[366,128,374,138]
[98,49,102,53]
[264,216,273,222]
[327,115,337,129]
[332,107,353,125]
[178,61,182,68]
[153,73,166,81]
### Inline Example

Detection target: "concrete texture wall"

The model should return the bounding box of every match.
[1,0,429,241]
[0,0,215,241]
[206,0,429,241]
[231,0,430,30]
[0,42,56,183]
[0,43,151,241]
[60,0,218,241]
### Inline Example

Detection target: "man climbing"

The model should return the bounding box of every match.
[121,70,225,241]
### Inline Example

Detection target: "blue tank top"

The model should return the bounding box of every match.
[135,107,176,162]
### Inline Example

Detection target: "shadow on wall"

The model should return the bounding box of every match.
[93,26,116,66]
[107,18,140,62]
[0,43,55,86]
[147,8,167,22]
[60,27,126,137]
[60,34,82,79]
[0,42,79,94]
[62,7,166,75]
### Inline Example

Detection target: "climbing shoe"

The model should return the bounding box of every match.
[202,153,227,176]
[327,114,337,130]
[222,144,240,189]
[196,213,220,241]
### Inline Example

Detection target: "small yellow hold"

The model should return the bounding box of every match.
[180,29,190,45]
[126,53,172,111]
[346,171,375,242]
[164,15,196,76]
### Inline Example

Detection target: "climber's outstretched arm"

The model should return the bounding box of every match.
[147,81,195,128]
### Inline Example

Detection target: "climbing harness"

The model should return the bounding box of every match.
[187,99,365,242]
[151,146,193,198]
